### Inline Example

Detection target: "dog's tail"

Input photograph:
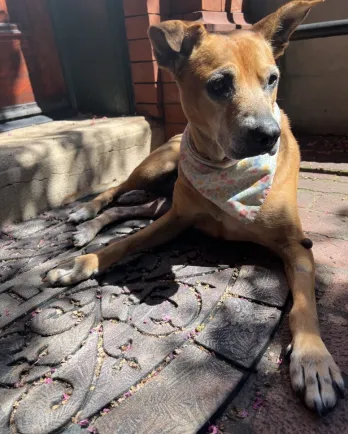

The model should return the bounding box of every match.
[61,180,119,205]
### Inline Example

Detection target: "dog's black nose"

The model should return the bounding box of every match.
[248,120,281,151]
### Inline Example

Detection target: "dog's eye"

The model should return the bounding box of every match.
[206,73,233,100]
[268,73,278,87]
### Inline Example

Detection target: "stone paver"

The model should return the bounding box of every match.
[0,387,26,434]
[196,298,282,369]
[0,161,347,433]
[300,209,348,241]
[307,233,348,269]
[298,173,348,195]
[95,345,244,434]
[316,265,348,315]
[230,264,289,307]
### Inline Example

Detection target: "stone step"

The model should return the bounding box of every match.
[0,116,163,225]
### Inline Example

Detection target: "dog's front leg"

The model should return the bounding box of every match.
[45,208,191,286]
[280,242,344,413]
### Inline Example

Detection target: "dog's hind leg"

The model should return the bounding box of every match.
[68,182,130,223]
[73,197,171,246]
[45,207,192,286]
[69,135,181,223]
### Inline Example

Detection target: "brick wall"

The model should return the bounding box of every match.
[123,0,250,140]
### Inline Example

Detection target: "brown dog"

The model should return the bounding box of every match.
[45,0,344,413]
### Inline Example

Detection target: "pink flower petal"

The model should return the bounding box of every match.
[78,419,89,427]
[63,393,70,400]
[208,425,219,434]
[44,378,53,384]
[102,408,110,413]
[252,397,264,410]
[237,409,249,419]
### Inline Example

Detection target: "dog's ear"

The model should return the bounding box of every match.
[253,0,324,58]
[148,21,205,74]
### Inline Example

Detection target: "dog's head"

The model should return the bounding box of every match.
[149,0,323,161]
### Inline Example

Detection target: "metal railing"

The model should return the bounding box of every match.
[292,19,348,40]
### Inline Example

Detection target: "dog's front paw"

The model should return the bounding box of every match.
[68,204,98,223]
[289,336,344,414]
[44,254,99,286]
[73,222,98,247]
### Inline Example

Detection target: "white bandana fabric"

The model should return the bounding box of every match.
[180,105,281,223]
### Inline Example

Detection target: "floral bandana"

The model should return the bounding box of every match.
[180,104,281,223]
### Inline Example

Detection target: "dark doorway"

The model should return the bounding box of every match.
[47,0,134,115]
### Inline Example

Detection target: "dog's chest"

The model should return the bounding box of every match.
[193,206,261,242]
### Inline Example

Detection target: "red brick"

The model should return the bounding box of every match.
[128,40,154,62]
[202,0,222,10]
[300,209,348,241]
[163,82,180,103]
[136,103,162,118]
[125,14,160,40]
[316,265,348,314]
[133,83,161,104]
[164,104,187,124]
[231,0,243,12]
[311,193,348,216]
[131,62,159,83]
[123,0,160,16]
[165,124,186,140]
[298,176,348,195]
[309,232,348,268]
[297,189,317,209]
